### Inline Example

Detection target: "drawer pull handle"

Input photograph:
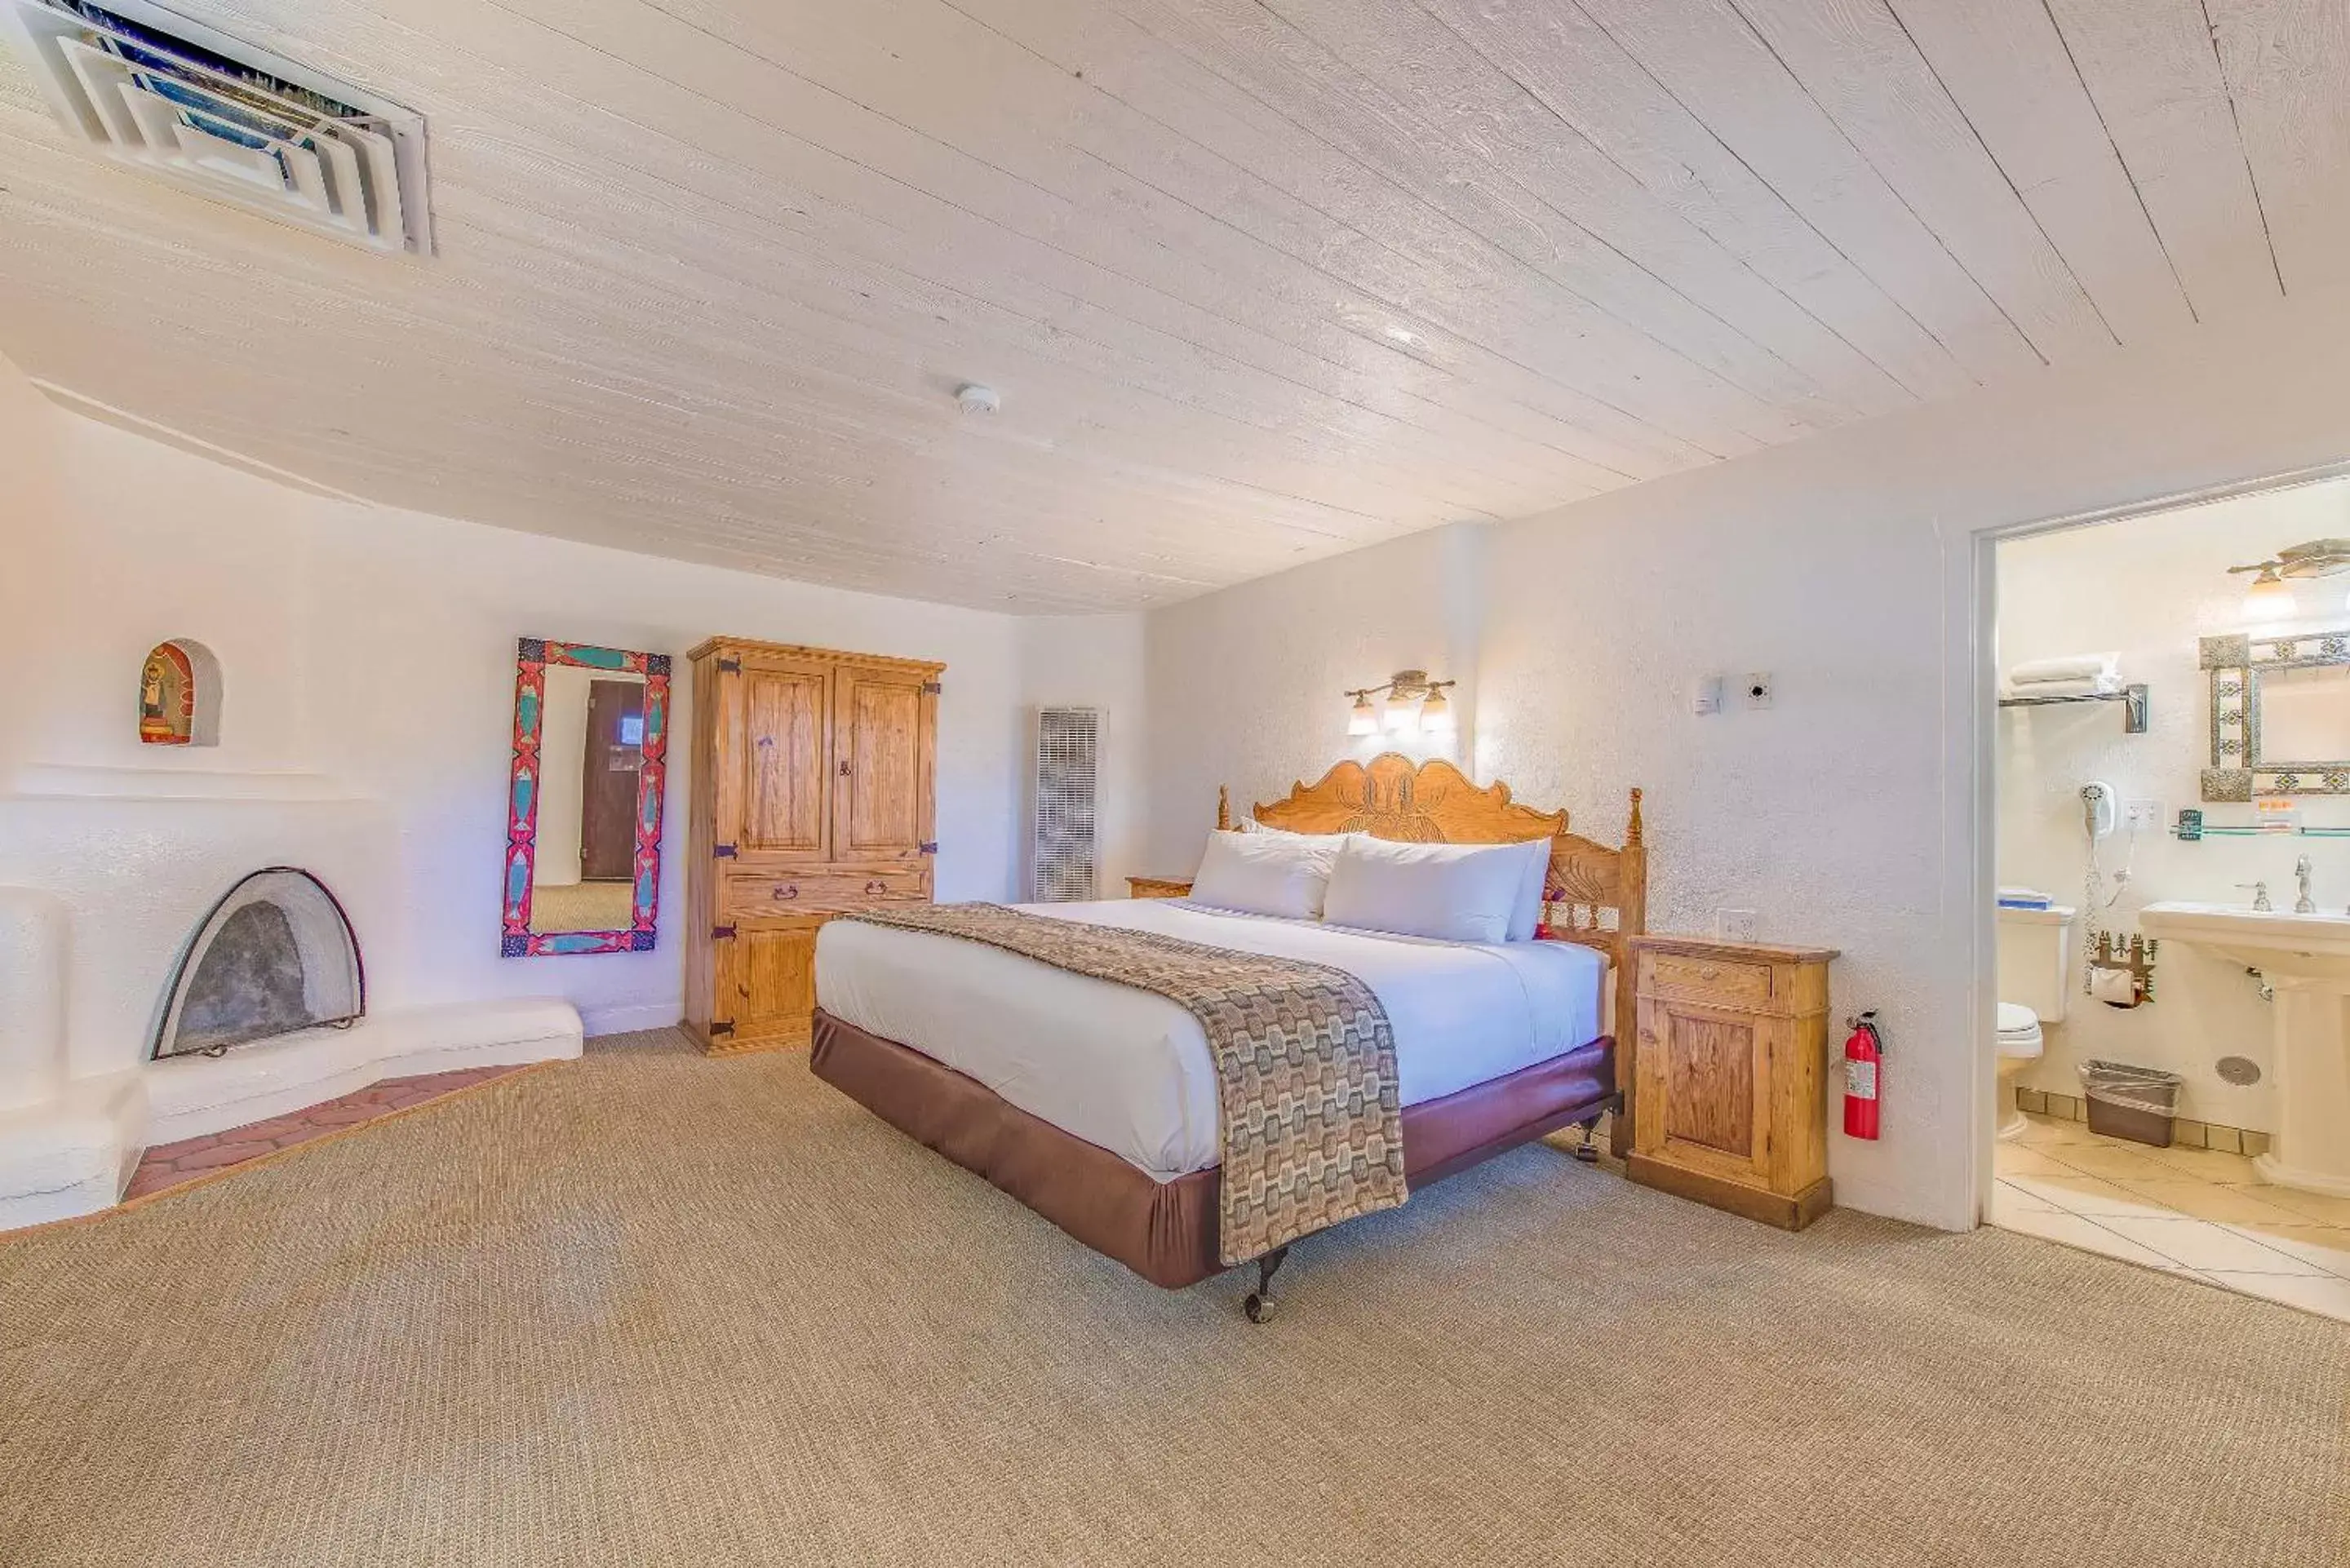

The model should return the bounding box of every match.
[772,884,799,901]
[865,879,886,895]
[1697,966,1721,981]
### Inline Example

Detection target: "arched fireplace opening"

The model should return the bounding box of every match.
[152,869,366,1061]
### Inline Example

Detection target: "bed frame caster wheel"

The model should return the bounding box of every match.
[1571,1115,1603,1163]
[1242,1244,1288,1323]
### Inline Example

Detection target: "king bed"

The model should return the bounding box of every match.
[808,755,1647,1318]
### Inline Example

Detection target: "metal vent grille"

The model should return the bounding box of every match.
[0,0,431,254]
[1031,707,1100,903]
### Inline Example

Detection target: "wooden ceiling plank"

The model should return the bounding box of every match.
[1573,0,2046,381]
[1410,0,1974,402]
[2043,0,2284,319]
[2206,0,2350,299]
[1717,0,2116,361]
[1882,0,2196,345]
[202,0,1731,478]
[1235,0,1913,421]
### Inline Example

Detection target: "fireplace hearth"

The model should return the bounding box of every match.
[152,868,366,1060]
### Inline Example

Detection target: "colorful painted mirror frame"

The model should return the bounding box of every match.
[500,638,672,956]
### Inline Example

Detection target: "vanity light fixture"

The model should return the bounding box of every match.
[2232,562,2298,622]
[1343,670,1457,738]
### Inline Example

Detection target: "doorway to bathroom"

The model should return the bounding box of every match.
[1985,473,2350,1322]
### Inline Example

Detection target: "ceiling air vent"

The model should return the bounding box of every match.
[1031,707,1101,904]
[0,0,430,254]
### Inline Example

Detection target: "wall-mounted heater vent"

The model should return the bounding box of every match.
[0,0,431,255]
[1032,707,1100,903]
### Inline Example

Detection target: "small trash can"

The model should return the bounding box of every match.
[2079,1059,2183,1148]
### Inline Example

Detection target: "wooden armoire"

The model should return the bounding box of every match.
[682,637,942,1055]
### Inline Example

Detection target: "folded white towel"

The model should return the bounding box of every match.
[2009,653,2118,685]
[2002,674,2120,700]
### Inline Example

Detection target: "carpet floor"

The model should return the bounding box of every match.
[2,1028,2343,1567]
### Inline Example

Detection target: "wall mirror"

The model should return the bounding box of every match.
[2203,630,2350,799]
[502,639,672,955]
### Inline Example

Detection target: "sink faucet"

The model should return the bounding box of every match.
[2296,855,2317,915]
[2237,880,2272,912]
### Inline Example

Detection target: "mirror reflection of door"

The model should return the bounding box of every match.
[532,667,648,935]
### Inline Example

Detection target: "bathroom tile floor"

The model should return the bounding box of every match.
[1992,1113,2350,1322]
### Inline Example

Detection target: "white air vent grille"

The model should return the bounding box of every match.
[1032,707,1100,904]
[1,0,430,254]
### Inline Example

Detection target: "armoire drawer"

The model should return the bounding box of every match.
[725,866,930,913]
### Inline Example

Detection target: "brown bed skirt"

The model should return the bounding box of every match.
[809,1009,1617,1290]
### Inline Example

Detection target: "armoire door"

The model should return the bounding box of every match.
[831,664,936,862]
[711,918,827,1052]
[721,654,832,859]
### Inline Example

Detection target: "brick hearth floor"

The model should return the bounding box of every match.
[123,1065,535,1203]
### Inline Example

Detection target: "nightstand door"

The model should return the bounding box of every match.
[1635,995,1779,1186]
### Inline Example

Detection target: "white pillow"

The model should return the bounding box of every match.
[1499,838,1554,942]
[1321,837,1529,945]
[1188,830,1338,920]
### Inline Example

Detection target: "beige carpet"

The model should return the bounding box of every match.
[2,1030,2343,1568]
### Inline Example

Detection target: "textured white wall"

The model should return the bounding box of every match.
[1146,277,2350,1230]
[1996,481,2350,1130]
[0,352,1146,1063]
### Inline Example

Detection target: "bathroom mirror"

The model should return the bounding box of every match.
[2203,630,2350,800]
[501,639,672,955]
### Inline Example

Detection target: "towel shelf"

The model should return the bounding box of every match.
[1998,683,2148,734]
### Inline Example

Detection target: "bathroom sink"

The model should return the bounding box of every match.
[2138,901,2350,1199]
[2139,901,2350,983]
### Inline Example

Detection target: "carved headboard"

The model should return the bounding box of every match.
[1230,753,1649,1036]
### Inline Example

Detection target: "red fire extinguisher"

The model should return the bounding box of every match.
[1842,1011,1883,1141]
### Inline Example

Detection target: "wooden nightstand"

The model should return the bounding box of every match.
[1126,876,1194,899]
[1625,934,1839,1231]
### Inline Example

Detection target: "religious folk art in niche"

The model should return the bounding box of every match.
[139,641,196,745]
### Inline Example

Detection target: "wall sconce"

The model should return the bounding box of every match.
[2230,538,2350,621]
[1343,669,1457,738]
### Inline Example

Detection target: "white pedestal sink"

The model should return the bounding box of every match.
[2139,901,2350,1196]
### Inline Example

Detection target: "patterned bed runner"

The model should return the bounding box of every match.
[845,903,1407,1265]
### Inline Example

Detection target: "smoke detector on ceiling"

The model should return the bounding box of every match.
[956,383,1000,415]
[0,0,431,255]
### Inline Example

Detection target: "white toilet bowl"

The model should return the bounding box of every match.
[1995,1001,2044,1140]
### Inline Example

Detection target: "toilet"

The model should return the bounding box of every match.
[1995,902,2076,1139]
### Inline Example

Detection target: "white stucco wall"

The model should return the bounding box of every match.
[0,352,1146,1063]
[1146,277,2350,1231]
[1994,481,2350,1132]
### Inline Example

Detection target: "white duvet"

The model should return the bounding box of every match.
[815,899,1607,1182]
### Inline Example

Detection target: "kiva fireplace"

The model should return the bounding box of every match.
[152,868,365,1060]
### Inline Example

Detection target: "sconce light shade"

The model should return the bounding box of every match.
[2241,566,2297,622]
[1419,686,1453,735]
[1347,693,1378,737]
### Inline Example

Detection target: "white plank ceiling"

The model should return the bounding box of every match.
[0,0,2340,611]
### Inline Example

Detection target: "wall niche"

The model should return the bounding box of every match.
[138,640,221,747]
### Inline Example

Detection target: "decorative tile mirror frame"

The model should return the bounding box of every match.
[501,638,672,956]
[2202,628,2350,800]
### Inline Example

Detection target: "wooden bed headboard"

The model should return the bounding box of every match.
[1226,754,1648,1035]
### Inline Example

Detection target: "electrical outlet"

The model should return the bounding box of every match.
[1742,672,1773,709]
[1715,908,1759,943]
[2124,798,2162,833]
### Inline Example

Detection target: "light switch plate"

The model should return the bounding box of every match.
[2124,798,2162,832]
[1692,675,1723,715]
[1715,908,1759,943]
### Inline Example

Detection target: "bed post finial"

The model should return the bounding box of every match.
[1626,786,1644,847]
[1217,785,1230,832]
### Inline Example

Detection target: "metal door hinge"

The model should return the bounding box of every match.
[920,841,938,854]
[713,844,738,859]
[708,1021,736,1038]
[712,924,737,941]
[715,657,742,674]
[922,680,942,694]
